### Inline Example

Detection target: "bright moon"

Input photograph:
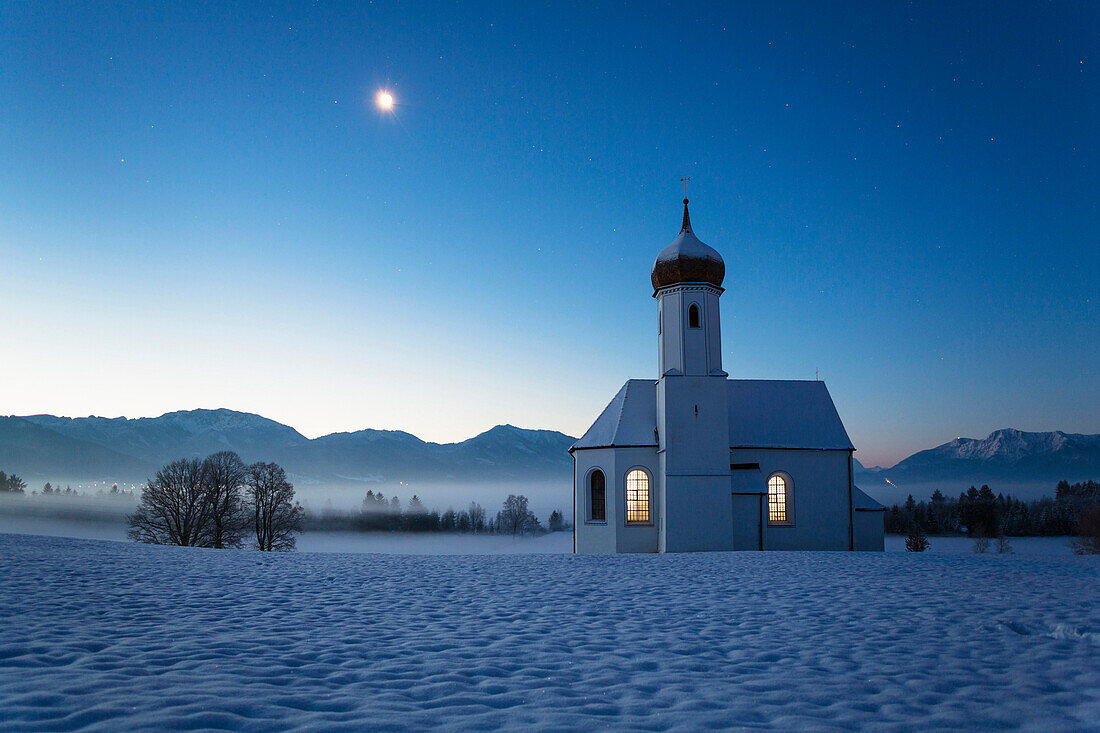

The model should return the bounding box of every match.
[376,91,394,110]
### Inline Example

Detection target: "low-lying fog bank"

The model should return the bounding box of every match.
[0,495,574,554]
[2,494,1082,556]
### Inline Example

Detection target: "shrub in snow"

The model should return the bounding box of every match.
[905,523,929,552]
[997,532,1012,554]
[973,533,990,554]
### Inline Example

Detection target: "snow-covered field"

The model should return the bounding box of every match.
[1,534,1098,731]
[0,512,1081,557]
[883,534,1076,556]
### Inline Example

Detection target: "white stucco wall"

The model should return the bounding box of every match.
[573,447,659,554]
[658,375,732,552]
[657,285,723,377]
[853,510,885,551]
[730,490,764,551]
[579,445,866,553]
[730,448,853,551]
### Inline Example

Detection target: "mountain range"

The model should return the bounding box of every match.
[854,428,1100,503]
[0,410,576,510]
[1,411,1097,507]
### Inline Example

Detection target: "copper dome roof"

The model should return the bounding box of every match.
[650,199,725,291]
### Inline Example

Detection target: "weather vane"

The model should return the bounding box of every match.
[681,177,691,198]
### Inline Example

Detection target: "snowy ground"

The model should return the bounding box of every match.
[883,534,1076,556]
[0,513,1081,557]
[1,534,1098,731]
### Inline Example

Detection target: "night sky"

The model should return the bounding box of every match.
[2,1,1096,466]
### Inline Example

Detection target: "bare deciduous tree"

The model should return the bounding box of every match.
[202,451,248,549]
[497,494,539,537]
[468,501,486,533]
[127,458,212,546]
[246,462,303,551]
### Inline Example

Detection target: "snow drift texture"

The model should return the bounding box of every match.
[2,534,1098,731]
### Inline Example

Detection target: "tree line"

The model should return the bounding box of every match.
[886,481,1100,538]
[127,451,303,551]
[0,471,137,499]
[0,471,28,493]
[40,482,134,498]
[305,490,567,536]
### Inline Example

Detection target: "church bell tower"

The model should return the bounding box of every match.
[653,199,726,378]
[652,198,733,552]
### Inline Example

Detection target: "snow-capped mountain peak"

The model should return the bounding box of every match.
[939,429,1077,462]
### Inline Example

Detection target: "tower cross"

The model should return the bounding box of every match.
[681,177,691,197]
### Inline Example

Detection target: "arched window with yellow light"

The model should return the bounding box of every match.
[625,469,651,524]
[767,472,794,526]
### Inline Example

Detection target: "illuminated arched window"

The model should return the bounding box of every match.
[768,473,794,526]
[588,469,606,523]
[625,469,650,524]
[688,303,700,328]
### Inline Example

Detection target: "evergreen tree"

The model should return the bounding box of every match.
[929,489,947,533]
[886,506,906,534]
[389,496,403,531]
[974,485,998,536]
[905,522,930,552]
[0,472,27,493]
[407,495,427,531]
[1071,505,1100,555]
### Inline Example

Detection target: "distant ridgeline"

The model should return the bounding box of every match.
[856,429,1100,502]
[0,410,575,491]
[884,481,1100,537]
[1,412,1096,502]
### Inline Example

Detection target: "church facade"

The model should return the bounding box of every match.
[571,200,884,553]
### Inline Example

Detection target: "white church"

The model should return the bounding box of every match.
[571,199,884,553]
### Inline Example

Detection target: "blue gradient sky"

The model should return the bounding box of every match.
[1,1,1097,466]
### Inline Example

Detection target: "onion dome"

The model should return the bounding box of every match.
[651,199,725,291]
